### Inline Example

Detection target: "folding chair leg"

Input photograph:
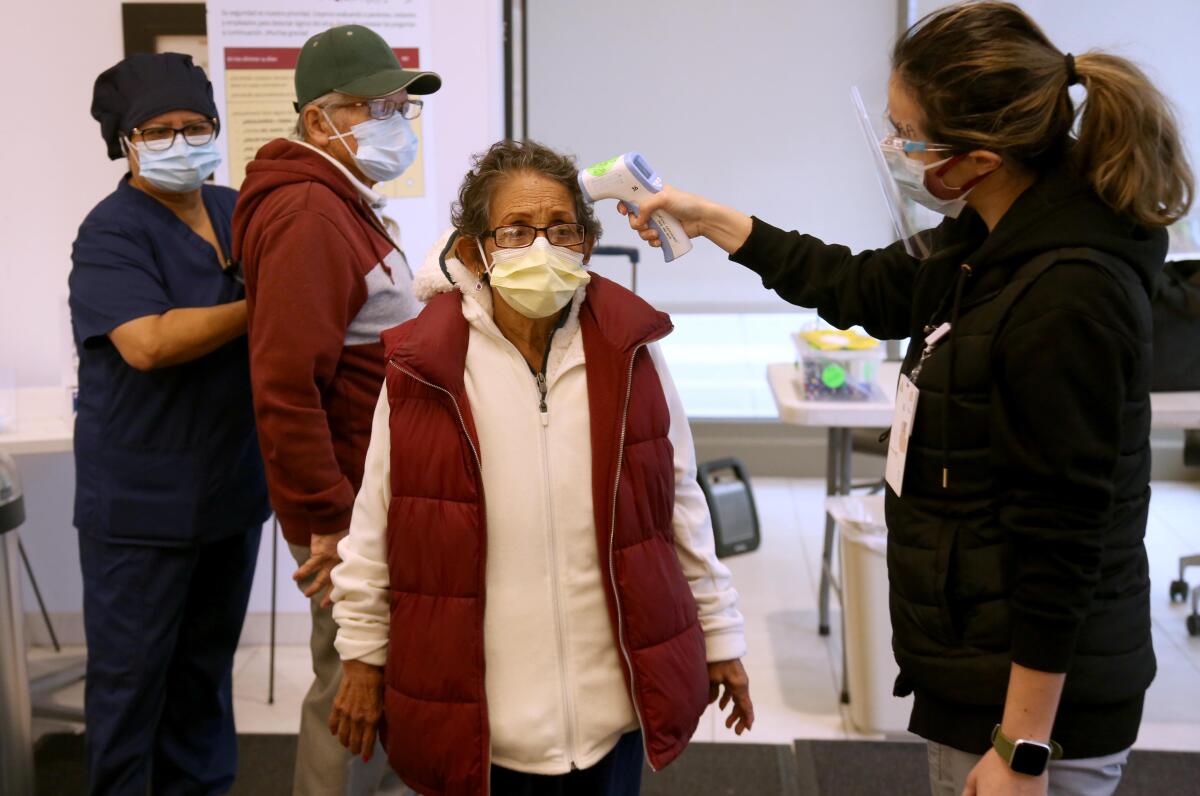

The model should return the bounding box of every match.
[17,538,59,653]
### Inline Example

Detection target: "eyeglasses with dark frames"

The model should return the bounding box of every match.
[128,118,220,152]
[488,223,586,249]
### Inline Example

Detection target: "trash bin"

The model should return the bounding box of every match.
[826,494,911,735]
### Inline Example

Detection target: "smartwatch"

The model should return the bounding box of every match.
[990,725,1063,777]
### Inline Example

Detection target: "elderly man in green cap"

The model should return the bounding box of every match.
[232,24,440,795]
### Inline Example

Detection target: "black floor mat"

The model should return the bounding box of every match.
[793,739,1200,796]
[34,733,1200,795]
[794,739,928,795]
[641,742,800,795]
[34,734,297,796]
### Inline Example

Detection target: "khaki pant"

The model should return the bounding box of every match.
[289,544,415,796]
[290,542,355,796]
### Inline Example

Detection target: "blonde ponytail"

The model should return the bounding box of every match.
[1073,52,1193,226]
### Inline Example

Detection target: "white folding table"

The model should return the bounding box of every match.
[767,361,899,642]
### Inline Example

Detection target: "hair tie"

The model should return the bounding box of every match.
[1064,53,1080,86]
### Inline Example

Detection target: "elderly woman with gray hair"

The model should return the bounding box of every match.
[327,140,754,795]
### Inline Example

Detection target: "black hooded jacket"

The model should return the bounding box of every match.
[732,162,1164,758]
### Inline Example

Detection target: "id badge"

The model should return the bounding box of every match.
[885,375,920,496]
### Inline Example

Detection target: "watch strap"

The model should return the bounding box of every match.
[991,724,1064,762]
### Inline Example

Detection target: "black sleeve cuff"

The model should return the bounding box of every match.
[1010,611,1083,674]
[728,216,790,276]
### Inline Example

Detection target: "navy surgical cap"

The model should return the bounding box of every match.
[91,52,219,160]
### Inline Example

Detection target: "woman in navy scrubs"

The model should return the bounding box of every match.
[69,53,270,795]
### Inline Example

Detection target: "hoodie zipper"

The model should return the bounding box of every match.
[909,322,948,383]
[939,265,971,489]
[530,355,581,770]
[386,359,492,792]
[908,264,972,489]
[608,338,668,771]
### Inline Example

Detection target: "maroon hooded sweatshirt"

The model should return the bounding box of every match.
[232,139,420,546]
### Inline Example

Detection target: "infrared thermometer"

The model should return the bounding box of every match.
[578,152,693,262]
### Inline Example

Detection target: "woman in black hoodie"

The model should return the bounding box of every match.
[625,3,1192,795]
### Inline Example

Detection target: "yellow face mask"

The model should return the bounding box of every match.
[478,237,591,319]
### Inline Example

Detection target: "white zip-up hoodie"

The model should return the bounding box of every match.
[331,232,746,775]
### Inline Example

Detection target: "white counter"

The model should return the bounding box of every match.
[0,389,73,456]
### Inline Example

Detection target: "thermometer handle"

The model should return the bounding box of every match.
[625,201,694,263]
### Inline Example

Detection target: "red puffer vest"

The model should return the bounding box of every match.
[377,275,709,795]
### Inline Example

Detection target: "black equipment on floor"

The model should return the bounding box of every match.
[697,458,761,558]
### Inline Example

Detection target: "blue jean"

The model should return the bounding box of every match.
[78,526,261,796]
[490,731,644,796]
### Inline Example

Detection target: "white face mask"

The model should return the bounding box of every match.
[324,109,418,184]
[882,148,974,218]
[477,237,591,319]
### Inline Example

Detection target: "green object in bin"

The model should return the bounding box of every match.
[821,363,847,390]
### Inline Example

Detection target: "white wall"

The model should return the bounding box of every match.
[0,0,504,640]
[527,0,1200,313]
[526,0,900,313]
[1,1,148,391]
[911,0,1200,186]
[0,0,504,391]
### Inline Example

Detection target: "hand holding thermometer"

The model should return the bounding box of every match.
[578,152,693,262]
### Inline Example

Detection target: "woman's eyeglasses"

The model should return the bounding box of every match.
[128,119,219,151]
[880,133,955,156]
[488,223,586,249]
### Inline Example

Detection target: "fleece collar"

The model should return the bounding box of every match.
[414,229,589,381]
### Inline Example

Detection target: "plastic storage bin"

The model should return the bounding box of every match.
[826,494,912,735]
[792,330,885,402]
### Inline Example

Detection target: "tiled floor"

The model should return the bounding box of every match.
[30,479,1200,752]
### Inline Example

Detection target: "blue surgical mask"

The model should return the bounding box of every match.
[130,137,222,193]
[325,109,418,184]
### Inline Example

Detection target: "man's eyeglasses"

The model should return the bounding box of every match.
[488,223,586,249]
[128,119,219,151]
[331,97,423,121]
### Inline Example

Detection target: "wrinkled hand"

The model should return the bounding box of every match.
[617,185,710,246]
[708,659,754,735]
[963,748,1048,796]
[329,659,384,762]
[294,529,349,609]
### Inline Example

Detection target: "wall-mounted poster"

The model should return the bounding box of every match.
[204,0,433,198]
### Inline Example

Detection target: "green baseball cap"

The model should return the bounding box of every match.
[293,24,441,111]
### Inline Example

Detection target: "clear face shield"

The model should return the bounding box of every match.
[851,86,959,260]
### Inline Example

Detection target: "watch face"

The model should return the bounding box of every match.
[1010,740,1052,776]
